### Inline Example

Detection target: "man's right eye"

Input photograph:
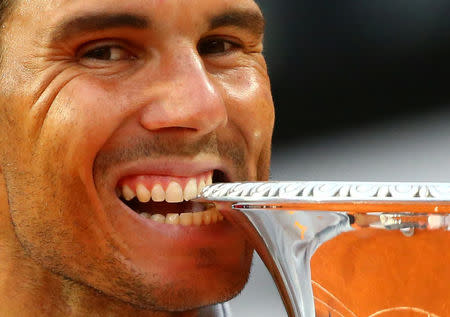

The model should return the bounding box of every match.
[78,43,136,62]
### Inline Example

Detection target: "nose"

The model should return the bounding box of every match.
[139,47,228,136]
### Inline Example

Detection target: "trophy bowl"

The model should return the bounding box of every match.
[197,181,450,317]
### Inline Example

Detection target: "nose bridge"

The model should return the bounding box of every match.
[140,46,228,134]
[169,50,216,107]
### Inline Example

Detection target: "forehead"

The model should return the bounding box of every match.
[13,0,262,32]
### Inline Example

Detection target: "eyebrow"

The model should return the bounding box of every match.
[49,9,265,44]
[209,9,265,37]
[50,13,150,43]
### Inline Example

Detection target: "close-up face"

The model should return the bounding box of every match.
[0,0,274,312]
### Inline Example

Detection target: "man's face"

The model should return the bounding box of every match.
[0,0,274,311]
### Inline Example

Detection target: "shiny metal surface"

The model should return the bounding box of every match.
[198,181,450,317]
[199,181,450,206]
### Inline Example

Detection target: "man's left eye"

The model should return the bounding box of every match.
[197,38,241,55]
[81,46,135,61]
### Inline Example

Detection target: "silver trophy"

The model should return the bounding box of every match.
[196,181,450,317]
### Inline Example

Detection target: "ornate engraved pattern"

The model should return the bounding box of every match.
[199,181,450,202]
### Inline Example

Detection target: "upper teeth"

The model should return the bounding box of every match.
[118,172,213,203]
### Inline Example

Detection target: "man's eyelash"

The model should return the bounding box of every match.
[77,39,135,59]
[197,37,243,55]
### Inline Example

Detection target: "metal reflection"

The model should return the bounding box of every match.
[197,181,450,317]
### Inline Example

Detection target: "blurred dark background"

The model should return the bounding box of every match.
[257,1,450,146]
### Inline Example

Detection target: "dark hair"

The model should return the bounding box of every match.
[0,0,14,64]
[0,0,13,26]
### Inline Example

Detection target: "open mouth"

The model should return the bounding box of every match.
[116,170,227,226]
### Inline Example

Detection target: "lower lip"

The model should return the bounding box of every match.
[104,197,249,273]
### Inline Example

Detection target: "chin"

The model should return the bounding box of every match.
[106,244,254,312]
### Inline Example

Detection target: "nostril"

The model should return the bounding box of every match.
[147,126,198,133]
[139,100,226,134]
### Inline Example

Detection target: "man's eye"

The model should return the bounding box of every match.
[197,38,240,55]
[81,46,134,61]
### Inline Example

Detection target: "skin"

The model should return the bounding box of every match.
[0,0,275,316]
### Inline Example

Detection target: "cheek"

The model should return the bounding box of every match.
[13,78,135,233]
[217,68,275,176]
[36,77,140,174]
[222,67,274,129]
[2,78,137,276]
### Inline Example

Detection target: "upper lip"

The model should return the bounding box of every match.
[103,158,233,193]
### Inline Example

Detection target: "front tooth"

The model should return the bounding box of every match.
[151,214,166,224]
[136,183,151,202]
[166,182,183,203]
[180,213,193,226]
[122,184,136,201]
[197,178,206,195]
[184,178,198,201]
[166,213,180,224]
[151,184,165,202]
[206,173,213,185]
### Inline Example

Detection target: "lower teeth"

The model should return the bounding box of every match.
[140,206,223,226]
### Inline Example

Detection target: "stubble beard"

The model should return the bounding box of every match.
[4,131,262,311]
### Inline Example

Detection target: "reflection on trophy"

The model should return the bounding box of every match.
[197,181,450,317]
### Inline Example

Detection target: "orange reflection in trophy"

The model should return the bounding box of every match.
[200,181,450,316]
